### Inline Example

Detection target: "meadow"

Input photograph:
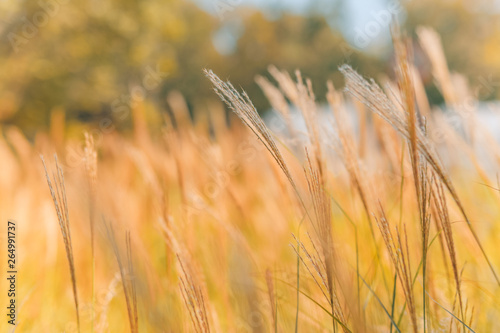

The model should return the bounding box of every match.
[1,27,500,332]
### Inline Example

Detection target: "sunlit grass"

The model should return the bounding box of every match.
[1,27,500,332]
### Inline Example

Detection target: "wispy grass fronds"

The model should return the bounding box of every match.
[392,28,421,206]
[262,66,326,180]
[177,255,211,333]
[41,154,80,332]
[305,149,345,330]
[105,223,138,333]
[327,81,388,296]
[296,72,324,178]
[295,150,347,330]
[339,64,500,285]
[327,81,373,219]
[204,69,299,196]
[374,207,418,333]
[339,64,441,190]
[304,149,332,252]
[432,181,464,322]
[291,234,348,332]
[392,28,433,331]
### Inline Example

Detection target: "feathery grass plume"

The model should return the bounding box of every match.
[296,71,325,180]
[339,63,500,285]
[392,27,433,331]
[104,222,138,333]
[304,149,333,278]
[255,75,296,137]
[41,154,80,332]
[327,81,373,222]
[370,103,402,172]
[374,208,418,333]
[431,181,464,324]
[265,67,325,170]
[327,81,389,297]
[392,28,421,206]
[301,149,349,332]
[177,254,211,333]
[262,66,325,180]
[203,69,300,198]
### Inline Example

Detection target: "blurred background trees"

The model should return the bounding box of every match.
[0,0,499,136]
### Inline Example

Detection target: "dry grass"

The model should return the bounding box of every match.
[2,27,500,332]
[41,155,80,332]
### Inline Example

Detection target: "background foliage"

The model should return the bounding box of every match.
[0,0,499,136]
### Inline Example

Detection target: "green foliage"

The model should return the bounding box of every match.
[0,0,499,134]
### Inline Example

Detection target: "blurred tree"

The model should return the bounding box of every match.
[207,11,382,112]
[0,0,498,135]
[404,0,500,100]
[0,0,220,134]
[0,0,378,134]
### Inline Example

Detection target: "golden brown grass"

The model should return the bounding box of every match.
[2,27,500,332]
[41,155,80,332]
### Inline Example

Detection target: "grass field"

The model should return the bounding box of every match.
[1,27,500,332]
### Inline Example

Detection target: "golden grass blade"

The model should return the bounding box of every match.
[104,222,139,333]
[41,154,80,332]
[177,254,211,333]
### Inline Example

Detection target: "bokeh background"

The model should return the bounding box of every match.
[0,0,499,136]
